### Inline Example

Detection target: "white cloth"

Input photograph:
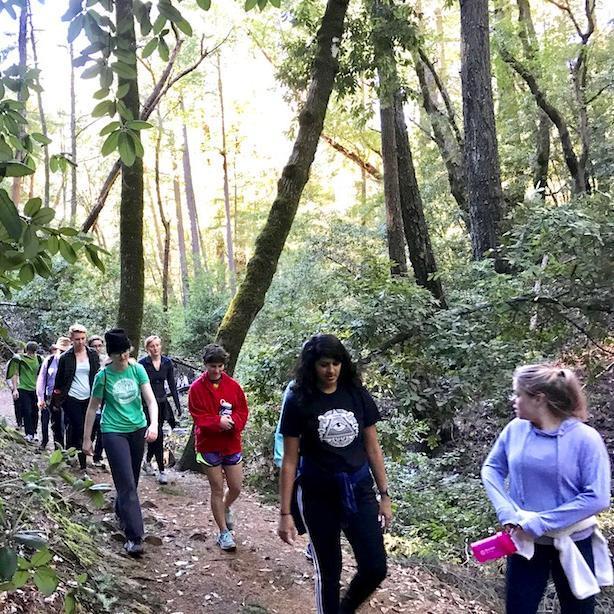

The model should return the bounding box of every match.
[511,514,613,600]
[68,359,91,400]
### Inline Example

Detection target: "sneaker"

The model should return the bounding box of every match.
[157,471,168,485]
[123,540,144,557]
[304,542,314,563]
[25,434,34,443]
[216,530,236,552]
[224,507,234,531]
[142,462,154,476]
[93,460,106,470]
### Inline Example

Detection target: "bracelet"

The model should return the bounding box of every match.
[280,512,292,516]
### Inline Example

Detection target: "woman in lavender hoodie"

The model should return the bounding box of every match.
[482,364,610,614]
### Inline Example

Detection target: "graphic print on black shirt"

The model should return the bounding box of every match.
[280,384,380,474]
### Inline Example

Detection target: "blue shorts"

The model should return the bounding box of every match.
[196,451,242,467]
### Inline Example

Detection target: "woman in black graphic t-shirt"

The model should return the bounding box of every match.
[277,334,392,614]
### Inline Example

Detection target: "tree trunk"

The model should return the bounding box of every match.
[11,3,28,206]
[459,0,505,266]
[180,99,203,277]
[69,43,78,223]
[413,50,468,226]
[372,0,407,276]
[216,54,237,294]
[394,94,447,306]
[172,156,190,308]
[115,0,144,349]
[27,3,50,208]
[154,128,172,311]
[215,0,350,375]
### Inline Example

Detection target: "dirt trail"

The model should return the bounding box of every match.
[0,387,496,614]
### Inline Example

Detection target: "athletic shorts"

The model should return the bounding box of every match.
[196,451,242,467]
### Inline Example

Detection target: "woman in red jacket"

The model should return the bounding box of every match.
[188,343,249,552]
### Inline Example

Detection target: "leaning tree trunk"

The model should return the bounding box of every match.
[214,0,350,374]
[394,94,447,307]
[178,0,351,471]
[155,110,172,311]
[172,156,190,308]
[115,0,144,349]
[69,43,78,223]
[459,0,505,268]
[11,3,28,206]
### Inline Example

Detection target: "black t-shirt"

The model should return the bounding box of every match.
[280,384,380,474]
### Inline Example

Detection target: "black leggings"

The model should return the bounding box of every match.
[145,400,174,470]
[19,389,38,437]
[298,477,387,614]
[506,537,595,614]
[63,396,89,469]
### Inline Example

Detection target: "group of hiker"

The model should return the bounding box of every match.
[4,327,612,614]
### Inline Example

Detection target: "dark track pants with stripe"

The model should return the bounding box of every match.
[298,477,387,614]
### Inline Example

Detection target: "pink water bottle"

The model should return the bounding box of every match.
[470,531,517,563]
[219,399,233,416]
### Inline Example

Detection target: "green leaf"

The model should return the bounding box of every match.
[33,256,52,278]
[116,83,130,99]
[48,449,63,465]
[141,37,158,59]
[89,491,106,508]
[101,131,120,156]
[245,0,258,10]
[99,121,121,137]
[67,13,85,43]
[19,263,35,284]
[62,0,83,22]
[0,161,35,178]
[157,37,169,62]
[31,133,52,146]
[91,100,115,118]
[196,0,212,9]
[269,0,281,6]
[258,0,268,8]
[59,226,79,237]
[0,547,17,582]
[24,198,42,217]
[111,61,137,79]
[127,131,144,158]
[175,19,193,37]
[31,207,55,226]
[46,234,59,255]
[81,63,101,79]
[33,566,58,596]
[23,226,40,259]
[12,570,29,588]
[93,87,110,100]
[152,14,166,35]
[30,549,53,568]
[58,238,78,264]
[125,120,152,131]
[0,189,22,240]
[117,132,136,167]
[64,592,76,614]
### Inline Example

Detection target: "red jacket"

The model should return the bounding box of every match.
[188,372,249,455]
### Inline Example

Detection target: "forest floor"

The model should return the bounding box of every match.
[0,385,500,614]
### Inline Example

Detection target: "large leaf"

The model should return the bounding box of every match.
[0,189,22,240]
[33,566,58,596]
[0,547,17,582]
[196,0,212,9]
[141,37,158,59]
[31,207,55,226]
[31,549,53,568]
[0,161,35,178]
[58,238,78,264]
[24,198,42,217]
[117,132,136,167]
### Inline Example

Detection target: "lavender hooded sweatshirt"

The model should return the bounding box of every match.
[481,417,610,540]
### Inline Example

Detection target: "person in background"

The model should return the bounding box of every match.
[6,356,23,429]
[188,343,249,552]
[139,335,181,485]
[88,335,107,468]
[82,328,158,557]
[277,334,391,614]
[7,341,43,443]
[53,324,100,471]
[482,364,611,614]
[36,337,71,450]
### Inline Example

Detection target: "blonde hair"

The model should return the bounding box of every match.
[144,335,161,350]
[68,323,87,336]
[513,363,588,421]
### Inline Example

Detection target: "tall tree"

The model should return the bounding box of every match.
[180,98,203,277]
[173,156,190,308]
[459,0,505,267]
[69,43,77,224]
[215,0,350,374]
[115,0,144,348]
[11,2,28,206]
[155,113,172,311]
[216,53,237,294]
[27,2,50,209]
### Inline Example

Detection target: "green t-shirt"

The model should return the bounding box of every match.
[6,354,42,392]
[93,363,148,434]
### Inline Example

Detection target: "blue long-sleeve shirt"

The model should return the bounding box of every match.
[481,417,610,539]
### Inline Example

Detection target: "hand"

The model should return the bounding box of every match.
[82,439,93,456]
[277,514,298,545]
[220,415,235,431]
[38,400,46,410]
[12,389,19,400]
[378,495,393,531]
[145,424,158,442]
[503,523,520,534]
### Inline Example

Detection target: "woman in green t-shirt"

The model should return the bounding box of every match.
[82,329,158,557]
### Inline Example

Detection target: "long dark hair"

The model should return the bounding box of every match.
[292,334,361,400]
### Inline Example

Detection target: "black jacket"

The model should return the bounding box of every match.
[52,346,100,405]
[138,355,180,411]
